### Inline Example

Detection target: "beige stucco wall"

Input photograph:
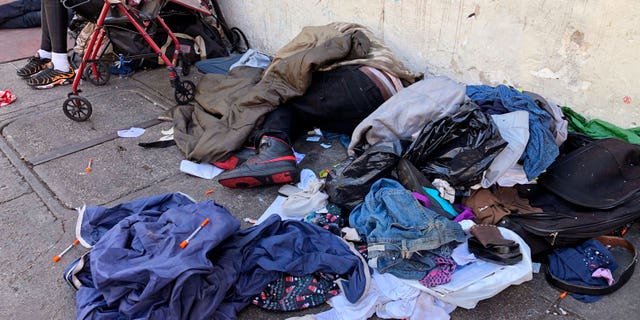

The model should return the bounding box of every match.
[218,0,639,128]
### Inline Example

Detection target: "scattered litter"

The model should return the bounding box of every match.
[117,127,145,138]
[161,127,174,135]
[256,195,288,224]
[306,128,324,136]
[316,207,328,213]
[52,239,80,263]
[320,143,332,149]
[243,217,257,224]
[180,160,224,179]
[532,262,541,273]
[109,54,133,77]
[319,169,330,178]
[544,291,568,315]
[0,89,16,107]
[297,168,318,189]
[558,307,567,315]
[342,227,361,241]
[179,218,210,248]
[293,150,305,164]
[306,135,321,142]
[205,189,215,195]
[85,157,93,173]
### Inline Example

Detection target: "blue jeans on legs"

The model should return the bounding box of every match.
[0,0,41,29]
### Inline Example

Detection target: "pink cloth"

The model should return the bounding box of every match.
[0,90,16,107]
[419,256,456,287]
[592,268,615,286]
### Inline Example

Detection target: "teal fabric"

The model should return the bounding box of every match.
[424,187,458,217]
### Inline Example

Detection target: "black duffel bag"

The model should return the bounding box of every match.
[500,137,640,256]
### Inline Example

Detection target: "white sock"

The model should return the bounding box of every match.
[37,49,52,60]
[51,52,70,72]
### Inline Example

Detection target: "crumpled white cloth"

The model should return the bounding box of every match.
[280,178,328,217]
[432,179,456,203]
[287,271,454,320]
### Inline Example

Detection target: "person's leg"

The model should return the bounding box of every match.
[217,107,299,188]
[212,107,295,171]
[26,0,76,88]
[253,106,296,145]
[24,0,41,11]
[287,65,385,135]
[42,0,68,69]
[0,11,41,29]
[39,0,51,54]
[0,0,31,25]
[16,0,50,78]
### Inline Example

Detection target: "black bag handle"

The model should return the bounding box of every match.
[545,236,637,295]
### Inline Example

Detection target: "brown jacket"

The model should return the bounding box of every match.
[172,29,371,163]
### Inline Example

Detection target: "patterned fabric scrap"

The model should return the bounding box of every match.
[419,256,457,287]
[253,273,340,311]
[304,203,345,235]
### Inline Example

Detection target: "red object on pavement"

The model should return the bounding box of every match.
[0,89,16,107]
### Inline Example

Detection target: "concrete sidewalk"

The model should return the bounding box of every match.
[0,58,638,320]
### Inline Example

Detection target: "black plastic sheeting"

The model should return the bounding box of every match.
[326,140,402,211]
[404,102,507,189]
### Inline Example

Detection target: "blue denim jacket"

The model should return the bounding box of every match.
[350,178,465,279]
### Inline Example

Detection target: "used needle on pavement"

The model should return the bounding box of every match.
[180,218,210,248]
[545,291,567,314]
[52,239,80,263]
[85,157,94,173]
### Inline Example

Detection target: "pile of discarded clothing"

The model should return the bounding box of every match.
[63,22,640,320]
[67,193,369,319]
[64,190,532,319]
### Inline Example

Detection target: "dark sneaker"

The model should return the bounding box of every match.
[26,67,76,89]
[218,136,299,188]
[16,56,51,78]
[213,146,257,170]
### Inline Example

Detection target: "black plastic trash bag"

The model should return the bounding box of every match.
[404,102,507,189]
[326,140,402,211]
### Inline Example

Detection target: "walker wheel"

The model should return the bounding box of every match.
[63,95,93,122]
[83,62,111,86]
[174,80,195,105]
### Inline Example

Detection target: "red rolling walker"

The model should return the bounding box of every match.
[62,0,197,121]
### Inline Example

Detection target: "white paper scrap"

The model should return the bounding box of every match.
[180,160,224,179]
[293,150,305,164]
[117,127,145,138]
